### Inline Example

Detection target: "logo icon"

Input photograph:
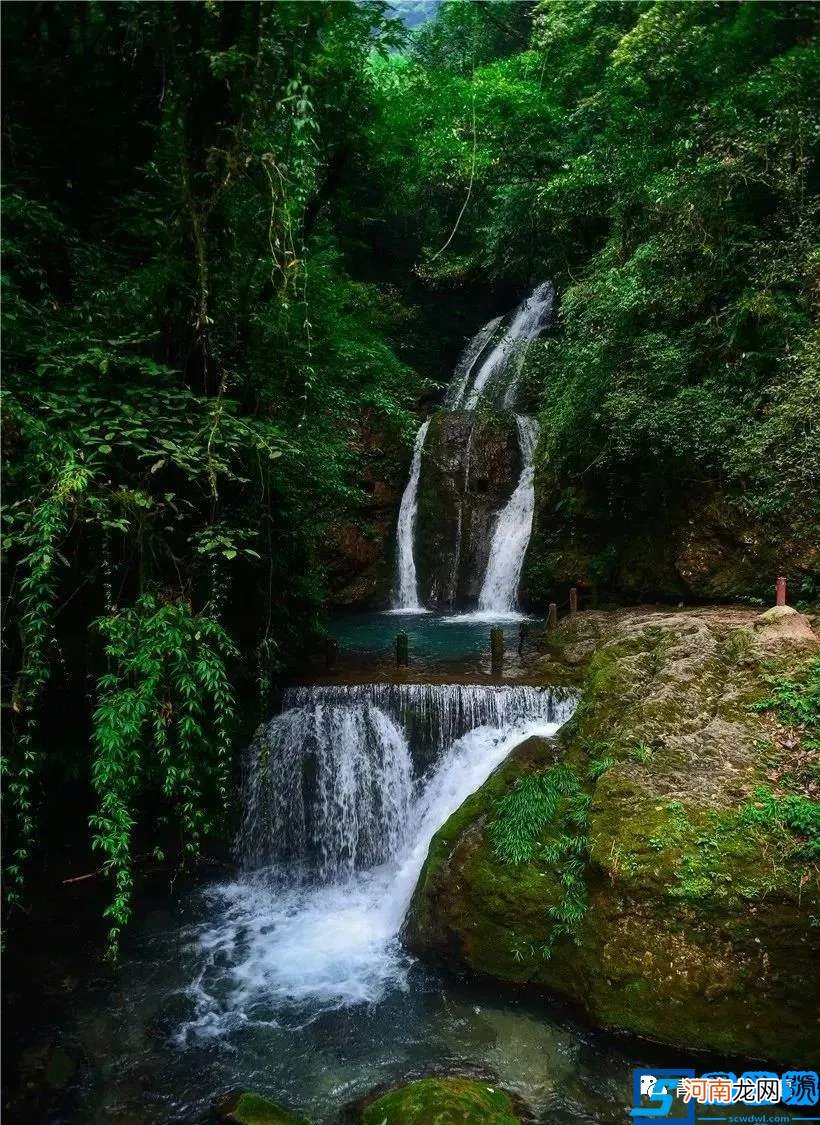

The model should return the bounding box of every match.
[630,1070,695,1121]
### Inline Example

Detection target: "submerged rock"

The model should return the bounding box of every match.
[354,1076,523,1124]
[406,608,820,1062]
[216,1091,311,1125]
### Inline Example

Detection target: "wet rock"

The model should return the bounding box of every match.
[216,1091,311,1125]
[416,410,520,609]
[352,1076,524,1124]
[407,607,820,1062]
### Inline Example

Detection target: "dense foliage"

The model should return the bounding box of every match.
[375,0,820,594]
[3,0,818,945]
[2,0,418,945]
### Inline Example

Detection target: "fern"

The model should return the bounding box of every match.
[90,595,237,955]
[5,453,92,905]
[491,765,591,959]
[753,659,820,751]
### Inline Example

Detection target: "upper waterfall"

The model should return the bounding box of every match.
[390,418,430,612]
[388,282,553,614]
[477,415,540,616]
[449,282,554,411]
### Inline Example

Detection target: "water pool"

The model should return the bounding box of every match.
[328,610,534,669]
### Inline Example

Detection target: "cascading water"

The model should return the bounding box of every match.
[388,283,553,614]
[444,315,503,409]
[476,415,540,617]
[178,683,574,1038]
[241,698,413,878]
[454,282,554,411]
[390,418,430,612]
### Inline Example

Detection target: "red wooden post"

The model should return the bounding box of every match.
[776,576,786,607]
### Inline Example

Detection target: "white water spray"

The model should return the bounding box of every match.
[445,315,503,409]
[455,282,554,410]
[390,419,430,612]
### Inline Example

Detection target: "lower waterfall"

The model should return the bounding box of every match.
[178,683,574,1038]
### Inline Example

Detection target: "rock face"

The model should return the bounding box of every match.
[325,421,406,608]
[415,410,520,610]
[406,608,820,1062]
[521,487,819,606]
[354,1076,523,1125]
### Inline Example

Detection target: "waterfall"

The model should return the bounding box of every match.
[454,282,554,411]
[241,699,413,878]
[390,419,430,612]
[278,682,568,765]
[477,415,540,616]
[444,315,503,409]
[387,283,552,614]
[180,684,574,1035]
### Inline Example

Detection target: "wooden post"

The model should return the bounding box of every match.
[325,638,339,671]
[518,622,530,655]
[490,626,504,675]
[569,587,578,616]
[547,603,557,630]
[776,576,786,607]
[396,631,409,667]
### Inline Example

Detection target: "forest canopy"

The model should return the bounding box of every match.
[3,0,818,948]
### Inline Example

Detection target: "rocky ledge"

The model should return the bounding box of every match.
[405,606,820,1062]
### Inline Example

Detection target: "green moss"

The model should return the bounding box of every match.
[408,610,820,1062]
[360,1077,521,1125]
[218,1092,310,1125]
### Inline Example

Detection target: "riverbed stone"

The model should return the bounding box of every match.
[216,1091,311,1125]
[356,1076,522,1124]
[406,607,820,1062]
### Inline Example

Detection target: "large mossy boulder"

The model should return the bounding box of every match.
[216,1091,311,1125]
[406,608,820,1062]
[356,1076,522,1125]
[416,410,520,609]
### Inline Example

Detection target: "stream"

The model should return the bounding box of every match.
[45,678,664,1124]
[10,619,766,1123]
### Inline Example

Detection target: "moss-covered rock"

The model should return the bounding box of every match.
[356,1076,522,1125]
[406,608,820,1062]
[216,1090,311,1125]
